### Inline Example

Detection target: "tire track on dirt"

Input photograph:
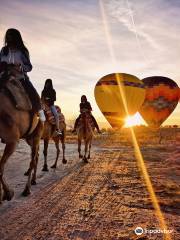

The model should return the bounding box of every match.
[42,151,118,240]
[0,145,178,240]
[0,156,97,240]
[0,150,116,239]
[78,149,157,239]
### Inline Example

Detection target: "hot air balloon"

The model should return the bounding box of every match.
[94,73,145,128]
[139,76,180,128]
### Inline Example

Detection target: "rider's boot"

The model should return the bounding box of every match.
[55,118,62,136]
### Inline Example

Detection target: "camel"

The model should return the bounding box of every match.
[41,116,67,171]
[0,65,43,203]
[77,111,94,163]
[25,105,67,173]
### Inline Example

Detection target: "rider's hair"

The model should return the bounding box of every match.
[3,28,29,58]
[44,79,53,90]
[81,95,87,102]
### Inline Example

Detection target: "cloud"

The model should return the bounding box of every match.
[105,0,160,51]
[0,0,179,123]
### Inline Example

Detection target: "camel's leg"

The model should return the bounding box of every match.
[25,121,42,185]
[42,139,49,171]
[78,138,83,158]
[51,138,60,168]
[0,142,17,201]
[24,139,39,177]
[87,139,92,159]
[24,139,32,176]
[22,143,38,196]
[31,150,39,185]
[0,182,2,204]
[62,140,67,164]
[83,140,89,163]
[159,129,163,144]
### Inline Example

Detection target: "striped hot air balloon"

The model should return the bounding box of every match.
[94,73,145,128]
[139,76,180,128]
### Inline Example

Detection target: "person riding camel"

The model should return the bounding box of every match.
[72,95,101,133]
[0,28,45,122]
[41,79,62,136]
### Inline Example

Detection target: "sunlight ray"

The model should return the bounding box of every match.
[99,1,171,239]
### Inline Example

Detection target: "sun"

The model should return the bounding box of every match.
[124,113,143,127]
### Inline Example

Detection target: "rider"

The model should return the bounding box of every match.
[0,28,45,122]
[41,79,62,135]
[72,95,101,133]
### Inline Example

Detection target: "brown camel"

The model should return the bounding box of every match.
[77,111,94,163]
[25,105,67,174]
[41,116,67,171]
[0,66,43,203]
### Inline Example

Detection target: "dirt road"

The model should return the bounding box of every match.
[0,139,179,240]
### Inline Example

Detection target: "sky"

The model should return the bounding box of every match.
[0,0,180,127]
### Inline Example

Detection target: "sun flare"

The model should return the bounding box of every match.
[124,113,143,127]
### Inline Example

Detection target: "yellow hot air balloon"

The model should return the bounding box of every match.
[94,73,145,128]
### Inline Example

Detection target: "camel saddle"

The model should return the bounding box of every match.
[2,75,32,111]
[78,113,95,128]
[43,104,65,125]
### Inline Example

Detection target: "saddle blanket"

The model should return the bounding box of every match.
[78,114,95,128]
[44,105,65,125]
[6,77,32,111]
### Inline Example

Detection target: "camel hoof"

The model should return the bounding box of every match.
[79,155,83,159]
[3,189,14,201]
[62,159,67,164]
[87,155,90,159]
[31,179,37,185]
[42,164,49,172]
[83,158,88,163]
[24,169,30,176]
[51,164,57,169]
[22,187,31,197]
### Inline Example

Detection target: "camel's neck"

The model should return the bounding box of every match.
[82,115,87,136]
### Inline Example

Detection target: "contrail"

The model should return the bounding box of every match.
[126,0,150,65]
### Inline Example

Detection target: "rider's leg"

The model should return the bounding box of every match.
[50,105,62,135]
[20,76,46,122]
[72,115,80,133]
[91,115,101,133]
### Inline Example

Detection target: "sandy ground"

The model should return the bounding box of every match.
[0,134,179,240]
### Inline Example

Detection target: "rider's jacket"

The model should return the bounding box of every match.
[0,47,32,73]
[41,88,56,106]
[80,101,92,113]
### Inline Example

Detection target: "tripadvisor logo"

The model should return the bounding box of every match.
[135,227,143,235]
[134,226,173,236]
